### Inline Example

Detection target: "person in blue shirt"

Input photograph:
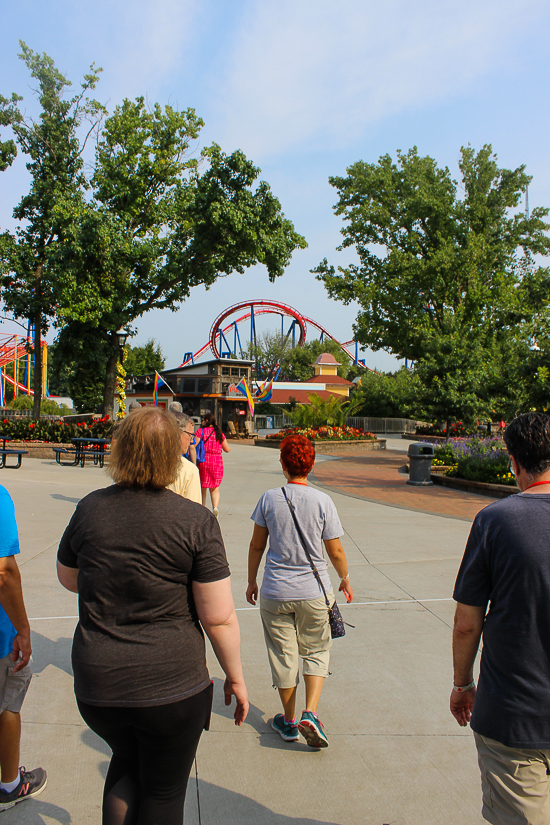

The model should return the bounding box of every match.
[0,485,46,811]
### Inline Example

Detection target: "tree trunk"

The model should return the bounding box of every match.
[103,346,119,419]
[32,312,42,421]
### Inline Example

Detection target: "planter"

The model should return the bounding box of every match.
[431,472,517,499]
[402,434,447,443]
[256,438,386,453]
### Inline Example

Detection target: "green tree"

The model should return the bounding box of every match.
[315,145,550,427]
[243,332,293,380]
[0,43,104,419]
[358,367,425,419]
[48,323,110,413]
[283,339,353,381]
[57,100,307,416]
[124,339,165,376]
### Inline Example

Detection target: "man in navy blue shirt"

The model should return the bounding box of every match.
[0,485,46,811]
[452,413,550,825]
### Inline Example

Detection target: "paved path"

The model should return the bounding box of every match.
[3,446,487,824]
[312,448,498,521]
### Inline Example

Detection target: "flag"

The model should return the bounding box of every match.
[0,370,3,407]
[254,376,274,403]
[235,377,255,416]
[153,371,174,406]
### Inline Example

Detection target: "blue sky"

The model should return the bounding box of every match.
[1,0,549,371]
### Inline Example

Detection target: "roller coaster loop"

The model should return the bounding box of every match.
[179,300,369,370]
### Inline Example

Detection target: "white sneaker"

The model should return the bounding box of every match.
[213,508,219,519]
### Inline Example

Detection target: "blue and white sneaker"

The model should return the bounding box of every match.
[271,714,299,742]
[298,710,329,748]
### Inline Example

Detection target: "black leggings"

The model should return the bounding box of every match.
[78,685,212,825]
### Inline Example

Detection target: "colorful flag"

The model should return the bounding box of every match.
[235,377,255,416]
[0,369,4,407]
[254,376,274,403]
[153,371,174,406]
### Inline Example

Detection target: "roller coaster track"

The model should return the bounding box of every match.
[179,300,368,369]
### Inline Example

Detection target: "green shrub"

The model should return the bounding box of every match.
[9,395,72,415]
[0,416,113,443]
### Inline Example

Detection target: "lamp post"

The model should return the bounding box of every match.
[103,328,130,419]
[114,329,130,420]
[115,328,129,356]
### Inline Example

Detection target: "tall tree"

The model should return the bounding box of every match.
[124,339,165,377]
[0,43,104,418]
[57,100,307,416]
[315,145,550,425]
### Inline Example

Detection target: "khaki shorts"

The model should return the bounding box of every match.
[475,732,550,825]
[0,651,32,714]
[260,593,332,688]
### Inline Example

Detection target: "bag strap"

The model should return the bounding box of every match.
[281,487,330,608]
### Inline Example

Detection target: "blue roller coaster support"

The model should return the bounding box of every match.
[282,319,299,349]
[182,352,195,365]
[232,322,243,359]
[219,328,233,358]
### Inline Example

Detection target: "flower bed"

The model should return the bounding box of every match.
[0,416,113,443]
[428,437,515,487]
[266,425,375,442]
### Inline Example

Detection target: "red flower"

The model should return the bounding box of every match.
[29,423,34,428]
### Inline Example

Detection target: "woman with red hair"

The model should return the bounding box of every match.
[246,434,353,749]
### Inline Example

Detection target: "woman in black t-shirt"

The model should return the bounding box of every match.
[57,407,248,825]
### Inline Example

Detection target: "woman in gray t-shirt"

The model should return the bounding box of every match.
[247,434,353,749]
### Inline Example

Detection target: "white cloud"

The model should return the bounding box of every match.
[67,0,201,102]
[215,0,546,158]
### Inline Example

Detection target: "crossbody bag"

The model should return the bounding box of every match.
[281,487,353,639]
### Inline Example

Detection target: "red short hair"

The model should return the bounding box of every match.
[280,434,315,477]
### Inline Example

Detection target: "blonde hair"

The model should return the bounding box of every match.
[108,407,181,489]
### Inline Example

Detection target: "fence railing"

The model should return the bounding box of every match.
[254,415,418,433]
[0,408,61,422]
[347,417,418,433]
[254,415,294,430]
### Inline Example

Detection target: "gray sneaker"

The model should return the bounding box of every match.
[0,767,47,811]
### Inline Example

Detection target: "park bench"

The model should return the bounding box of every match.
[53,446,80,466]
[0,449,28,469]
[226,421,242,439]
[54,445,110,468]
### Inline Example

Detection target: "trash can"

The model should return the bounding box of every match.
[407,442,434,486]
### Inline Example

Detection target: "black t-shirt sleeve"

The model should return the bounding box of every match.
[453,516,491,607]
[192,512,230,583]
[57,512,79,569]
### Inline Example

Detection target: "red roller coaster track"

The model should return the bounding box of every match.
[179,300,367,368]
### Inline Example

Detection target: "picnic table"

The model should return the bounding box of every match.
[0,437,28,469]
[54,437,110,468]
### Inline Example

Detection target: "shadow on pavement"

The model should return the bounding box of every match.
[197,780,341,824]
[7,799,71,824]
[211,676,268,735]
[50,493,82,504]
[30,632,73,677]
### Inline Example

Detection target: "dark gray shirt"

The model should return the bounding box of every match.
[454,493,550,747]
[58,485,229,707]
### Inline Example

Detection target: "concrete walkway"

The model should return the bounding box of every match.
[312,447,498,521]
[3,445,486,824]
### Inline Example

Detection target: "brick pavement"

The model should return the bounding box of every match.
[312,448,499,521]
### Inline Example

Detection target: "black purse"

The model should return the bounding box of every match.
[281,487,353,639]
